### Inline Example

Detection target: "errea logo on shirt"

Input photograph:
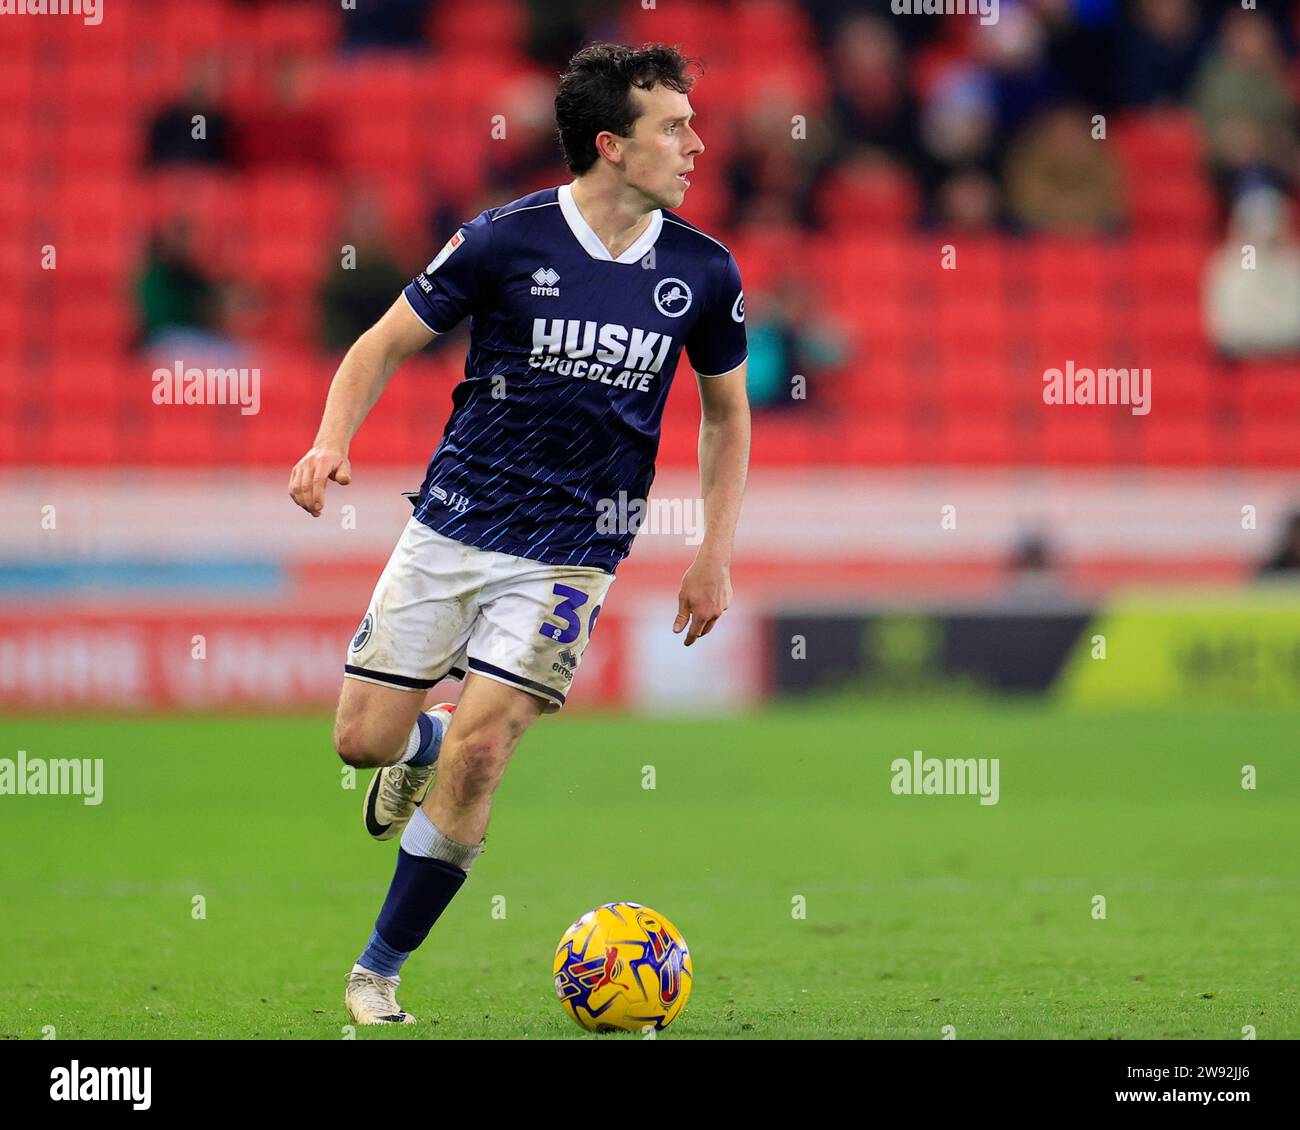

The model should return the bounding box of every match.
[531,267,560,296]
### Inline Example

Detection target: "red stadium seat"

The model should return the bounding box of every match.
[935,359,1010,407]
[138,412,220,465]
[1134,299,1210,356]
[1028,239,1109,296]
[46,416,118,465]
[1240,417,1300,468]
[0,359,22,407]
[0,412,19,465]
[1039,410,1120,466]
[431,0,528,59]
[750,417,822,465]
[847,358,910,410]
[728,57,829,111]
[620,2,737,65]
[825,235,910,295]
[1136,413,1216,467]
[51,303,133,358]
[733,0,817,51]
[0,54,37,113]
[936,297,1012,355]
[1240,363,1300,419]
[1147,362,1215,416]
[937,408,1014,465]
[930,238,1007,290]
[1112,109,1204,176]
[0,289,25,352]
[1132,238,1212,303]
[816,160,919,232]
[156,0,238,60]
[843,416,911,465]
[48,353,118,413]
[252,2,341,56]
[1130,176,1216,238]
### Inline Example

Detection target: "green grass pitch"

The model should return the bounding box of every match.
[1,701,1297,1039]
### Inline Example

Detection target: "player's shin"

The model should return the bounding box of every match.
[354,810,484,978]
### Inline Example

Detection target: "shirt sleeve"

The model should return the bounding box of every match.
[402,209,494,334]
[685,250,748,377]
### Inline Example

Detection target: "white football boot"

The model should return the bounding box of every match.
[363,703,455,841]
[345,964,416,1025]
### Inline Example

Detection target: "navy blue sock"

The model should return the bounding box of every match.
[356,849,467,976]
[405,712,441,768]
[355,930,408,979]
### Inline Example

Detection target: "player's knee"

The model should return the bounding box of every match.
[438,727,517,800]
[334,719,387,768]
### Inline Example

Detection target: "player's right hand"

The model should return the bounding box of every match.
[289,447,352,517]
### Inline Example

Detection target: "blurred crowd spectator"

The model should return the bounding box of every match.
[147,57,233,167]
[319,192,410,351]
[1204,185,1300,358]
[135,217,251,365]
[745,276,848,410]
[1192,7,1297,208]
[1004,105,1125,235]
[1259,511,1300,575]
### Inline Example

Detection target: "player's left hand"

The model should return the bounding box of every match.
[673,557,731,646]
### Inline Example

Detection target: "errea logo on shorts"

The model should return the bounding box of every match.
[531,267,560,296]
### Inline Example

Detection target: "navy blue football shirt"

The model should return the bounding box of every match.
[401,184,747,574]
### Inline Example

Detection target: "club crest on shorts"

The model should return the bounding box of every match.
[654,278,692,318]
[350,613,373,652]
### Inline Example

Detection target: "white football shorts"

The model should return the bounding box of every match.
[344,518,615,712]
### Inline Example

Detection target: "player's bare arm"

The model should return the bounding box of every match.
[288,297,435,517]
[675,359,750,646]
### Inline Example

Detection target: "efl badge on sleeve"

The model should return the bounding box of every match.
[425,230,464,275]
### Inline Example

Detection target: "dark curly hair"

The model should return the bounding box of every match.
[554,43,699,175]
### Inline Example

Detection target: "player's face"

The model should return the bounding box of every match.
[622,86,704,209]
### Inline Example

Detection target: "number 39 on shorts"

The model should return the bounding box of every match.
[539,583,601,644]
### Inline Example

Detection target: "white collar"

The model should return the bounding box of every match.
[558,182,663,264]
